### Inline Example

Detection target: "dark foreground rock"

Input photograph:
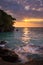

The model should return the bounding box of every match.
[0,47,19,63]
[0,40,7,45]
[0,57,43,65]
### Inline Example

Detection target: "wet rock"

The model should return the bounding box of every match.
[0,48,19,63]
[0,41,6,45]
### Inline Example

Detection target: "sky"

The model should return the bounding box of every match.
[0,0,43,27]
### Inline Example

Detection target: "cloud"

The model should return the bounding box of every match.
[37,0,43,6]
[31,7,43,11]
[5,10,14,16]
[0,0,43,21]
[0,6,2,9]
[24,5,30,10]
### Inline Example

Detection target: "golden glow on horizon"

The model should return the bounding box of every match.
[23,18,43,22]
[14,18,43,27]
[23,18,30,22]
[14,22,43,27]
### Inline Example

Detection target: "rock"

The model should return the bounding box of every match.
[2,54,19,63]
[0,40,7,48]
[0,48,19,63]
[0,40,7,45]
[16,29,19,31]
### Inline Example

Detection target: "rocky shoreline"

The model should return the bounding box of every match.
[0,41,43,65]
[0,47,43,65]
[0,47,20,62]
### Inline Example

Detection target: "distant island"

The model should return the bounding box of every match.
[0,9,16,32]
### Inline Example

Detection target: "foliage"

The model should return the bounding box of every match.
[0,9,16,32]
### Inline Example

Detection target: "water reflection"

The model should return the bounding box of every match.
[21,28,30,44]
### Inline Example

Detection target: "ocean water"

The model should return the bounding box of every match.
[0,27,43,62]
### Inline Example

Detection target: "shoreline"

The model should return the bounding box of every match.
[0,42,43,65]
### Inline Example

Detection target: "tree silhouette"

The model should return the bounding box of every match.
[0,10,16,32]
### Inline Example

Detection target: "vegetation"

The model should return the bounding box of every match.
[0,9,16,32]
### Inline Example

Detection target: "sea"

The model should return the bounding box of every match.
[0,27,43,63]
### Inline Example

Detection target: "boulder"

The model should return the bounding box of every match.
[0,40,7,45]
[0,48,19,63]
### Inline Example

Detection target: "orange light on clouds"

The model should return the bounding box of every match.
[14,22,28,27]
[23,18,43,22]
[14,18,43,27]
[14,22,43,27]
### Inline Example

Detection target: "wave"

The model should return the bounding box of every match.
[14,43,43,63]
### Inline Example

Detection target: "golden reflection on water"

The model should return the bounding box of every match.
[21,28,30,44]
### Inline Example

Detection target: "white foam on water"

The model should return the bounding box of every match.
[0,45,5,47]
[14,43,43,63]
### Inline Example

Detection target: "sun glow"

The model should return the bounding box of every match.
[23,18,30,22]
[14,18,43,27]
[23,18,43,22]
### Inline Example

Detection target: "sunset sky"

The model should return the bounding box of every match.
[0,0,43,27]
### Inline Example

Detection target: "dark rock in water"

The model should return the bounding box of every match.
[2,54,19,63]
[16,29,19,31]
[0,40,7,48]
[0,48,19,63]
[0,48,8,57]
[0,40,6,45]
